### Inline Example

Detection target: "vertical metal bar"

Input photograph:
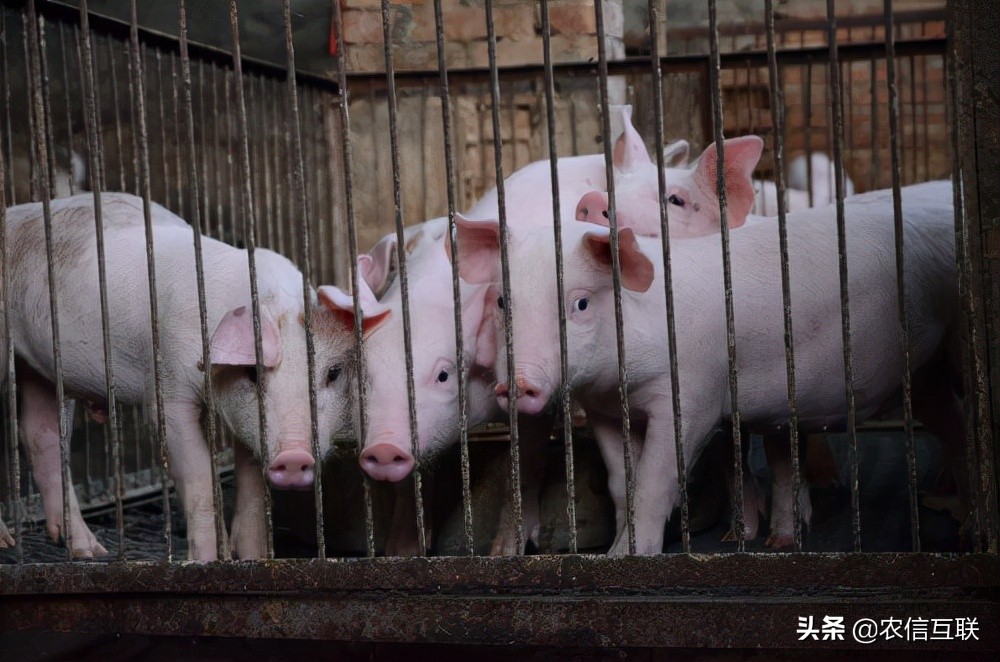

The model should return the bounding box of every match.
[804,58,814,206]
[25,0,72,559]
[431,0,474,554]
[177,0,226,561]
[825,0,861,552]
[708,0,745,551]
[211,65,224,242]
[870,56,880,190]
[271,83,286,256]
[282,0,325,560]
[0,7,23,561]
[198,61,212,249]
[58,22,77,196]
[484,0,523,553]
[646,0,690,553]
[1,9,15,206]
[882,0,920,552]
[22,11,38,203]
[126,0,172,559]
[223,68,235,242]
[765,0,803,552]
[107,38,126,193]
[228,0,275,560]
[944,10,983,548]
[538,0,577,553]
[155,50,172,217]
[125,34,139,197]
[261,79,277,254]
[37,18,58,203]
[330,0,376,558]
[379,0,426,553]
[170,55,184,217]
[908,55,917,183]
[314,90,331,285]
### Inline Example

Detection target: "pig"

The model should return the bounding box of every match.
[788,152,857,207]
[3,192,379,560]
[457,180,958,555]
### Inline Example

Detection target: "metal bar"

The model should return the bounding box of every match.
[106,37,126,193]
[870,55,880,190]
[765,0,803,552]
[1,9,14,205]
[882,0,920,552]
[646,0,689,553]
[804,58,814,207]
[908,54,917,183]
[282,0,325,560]
[826,0,861,552]
[0,6,22,561]
[538,0,577,553]
[177,0,224,561]
[154,49,171,221]
[37,16,58,202]
[228,0,274,560]
[329,0,376,558]
[126,0,171,560]
[260,77,276,254]
[169,54,183,217]
[57,21,76,196]
[431,0,474,555]
[484,0,523,554]
[379,0,426,553]
[25,0,72,559]
[21,10,38,203]
[708,0,745,551]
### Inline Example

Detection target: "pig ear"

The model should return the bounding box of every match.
[318,284,391,340]
[663,139,690,168]
[448,213,501,285]
[574,190,611,226]
[582,228,654,293]
[613,105,652,173]
[693,135,764,229]
[461,285,498,369]
[209,305,283,368]
[362,234,398,295]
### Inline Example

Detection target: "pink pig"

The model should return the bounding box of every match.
[457,180,959,555]
[2,193,381,560]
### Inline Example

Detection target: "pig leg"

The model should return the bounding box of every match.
[163,400,223,561]
[766,452,811,550]
[0,517,13,547]
[721,473,764,543]
[490,412,554,556]
[230,440,268,560]
[385,476,433,557]
[19,372,107,558]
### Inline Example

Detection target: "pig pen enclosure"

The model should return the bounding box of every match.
[0,0,998,652]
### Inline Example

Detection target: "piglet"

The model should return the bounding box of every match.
[4,192,378,560]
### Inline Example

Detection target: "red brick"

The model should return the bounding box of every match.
[342,9,385,45]
[547,2,597,36]
[443,6,488,41]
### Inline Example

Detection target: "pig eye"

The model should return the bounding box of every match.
[574,297,589,312]
[437,370,449,383]
[497,296,504,310]
[326,366,342,386]
[667,194,686,207]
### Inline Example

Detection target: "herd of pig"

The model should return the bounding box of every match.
[0,105,963,560]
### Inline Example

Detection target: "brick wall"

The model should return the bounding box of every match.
[339,0,624,74]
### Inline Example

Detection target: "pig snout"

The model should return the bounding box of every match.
[495,375,550,415]
[268,448,316,489]
[575,191,610,224]
[360,443,415,482]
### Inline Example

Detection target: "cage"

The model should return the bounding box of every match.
[0,0,997,654]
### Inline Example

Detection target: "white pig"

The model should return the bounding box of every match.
[3,192,380,560]
[457,180,957,555]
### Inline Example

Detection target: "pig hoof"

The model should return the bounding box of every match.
[765,534,794,550]
[0,521,14,548]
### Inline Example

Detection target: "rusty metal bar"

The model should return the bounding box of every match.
[484,0,523,553]
[765,0,804,552]
[281,0,325,560]
[329,0,376,558]
[539,0,577,553]
[126,0,171,560]
[378,0,426,554]
[882,0,920,552]
[594,0,636,556]
[826,0,861,552]
[177,0,224,561]
[645,0,689,553]
[870,56,880,190]
[1,10,14,206]
[105,37,125,193]
[57,21,76,196]
[25,0,73,558]
[228,0,274,560]
[430,0,474,555]
[708,0,746,551]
